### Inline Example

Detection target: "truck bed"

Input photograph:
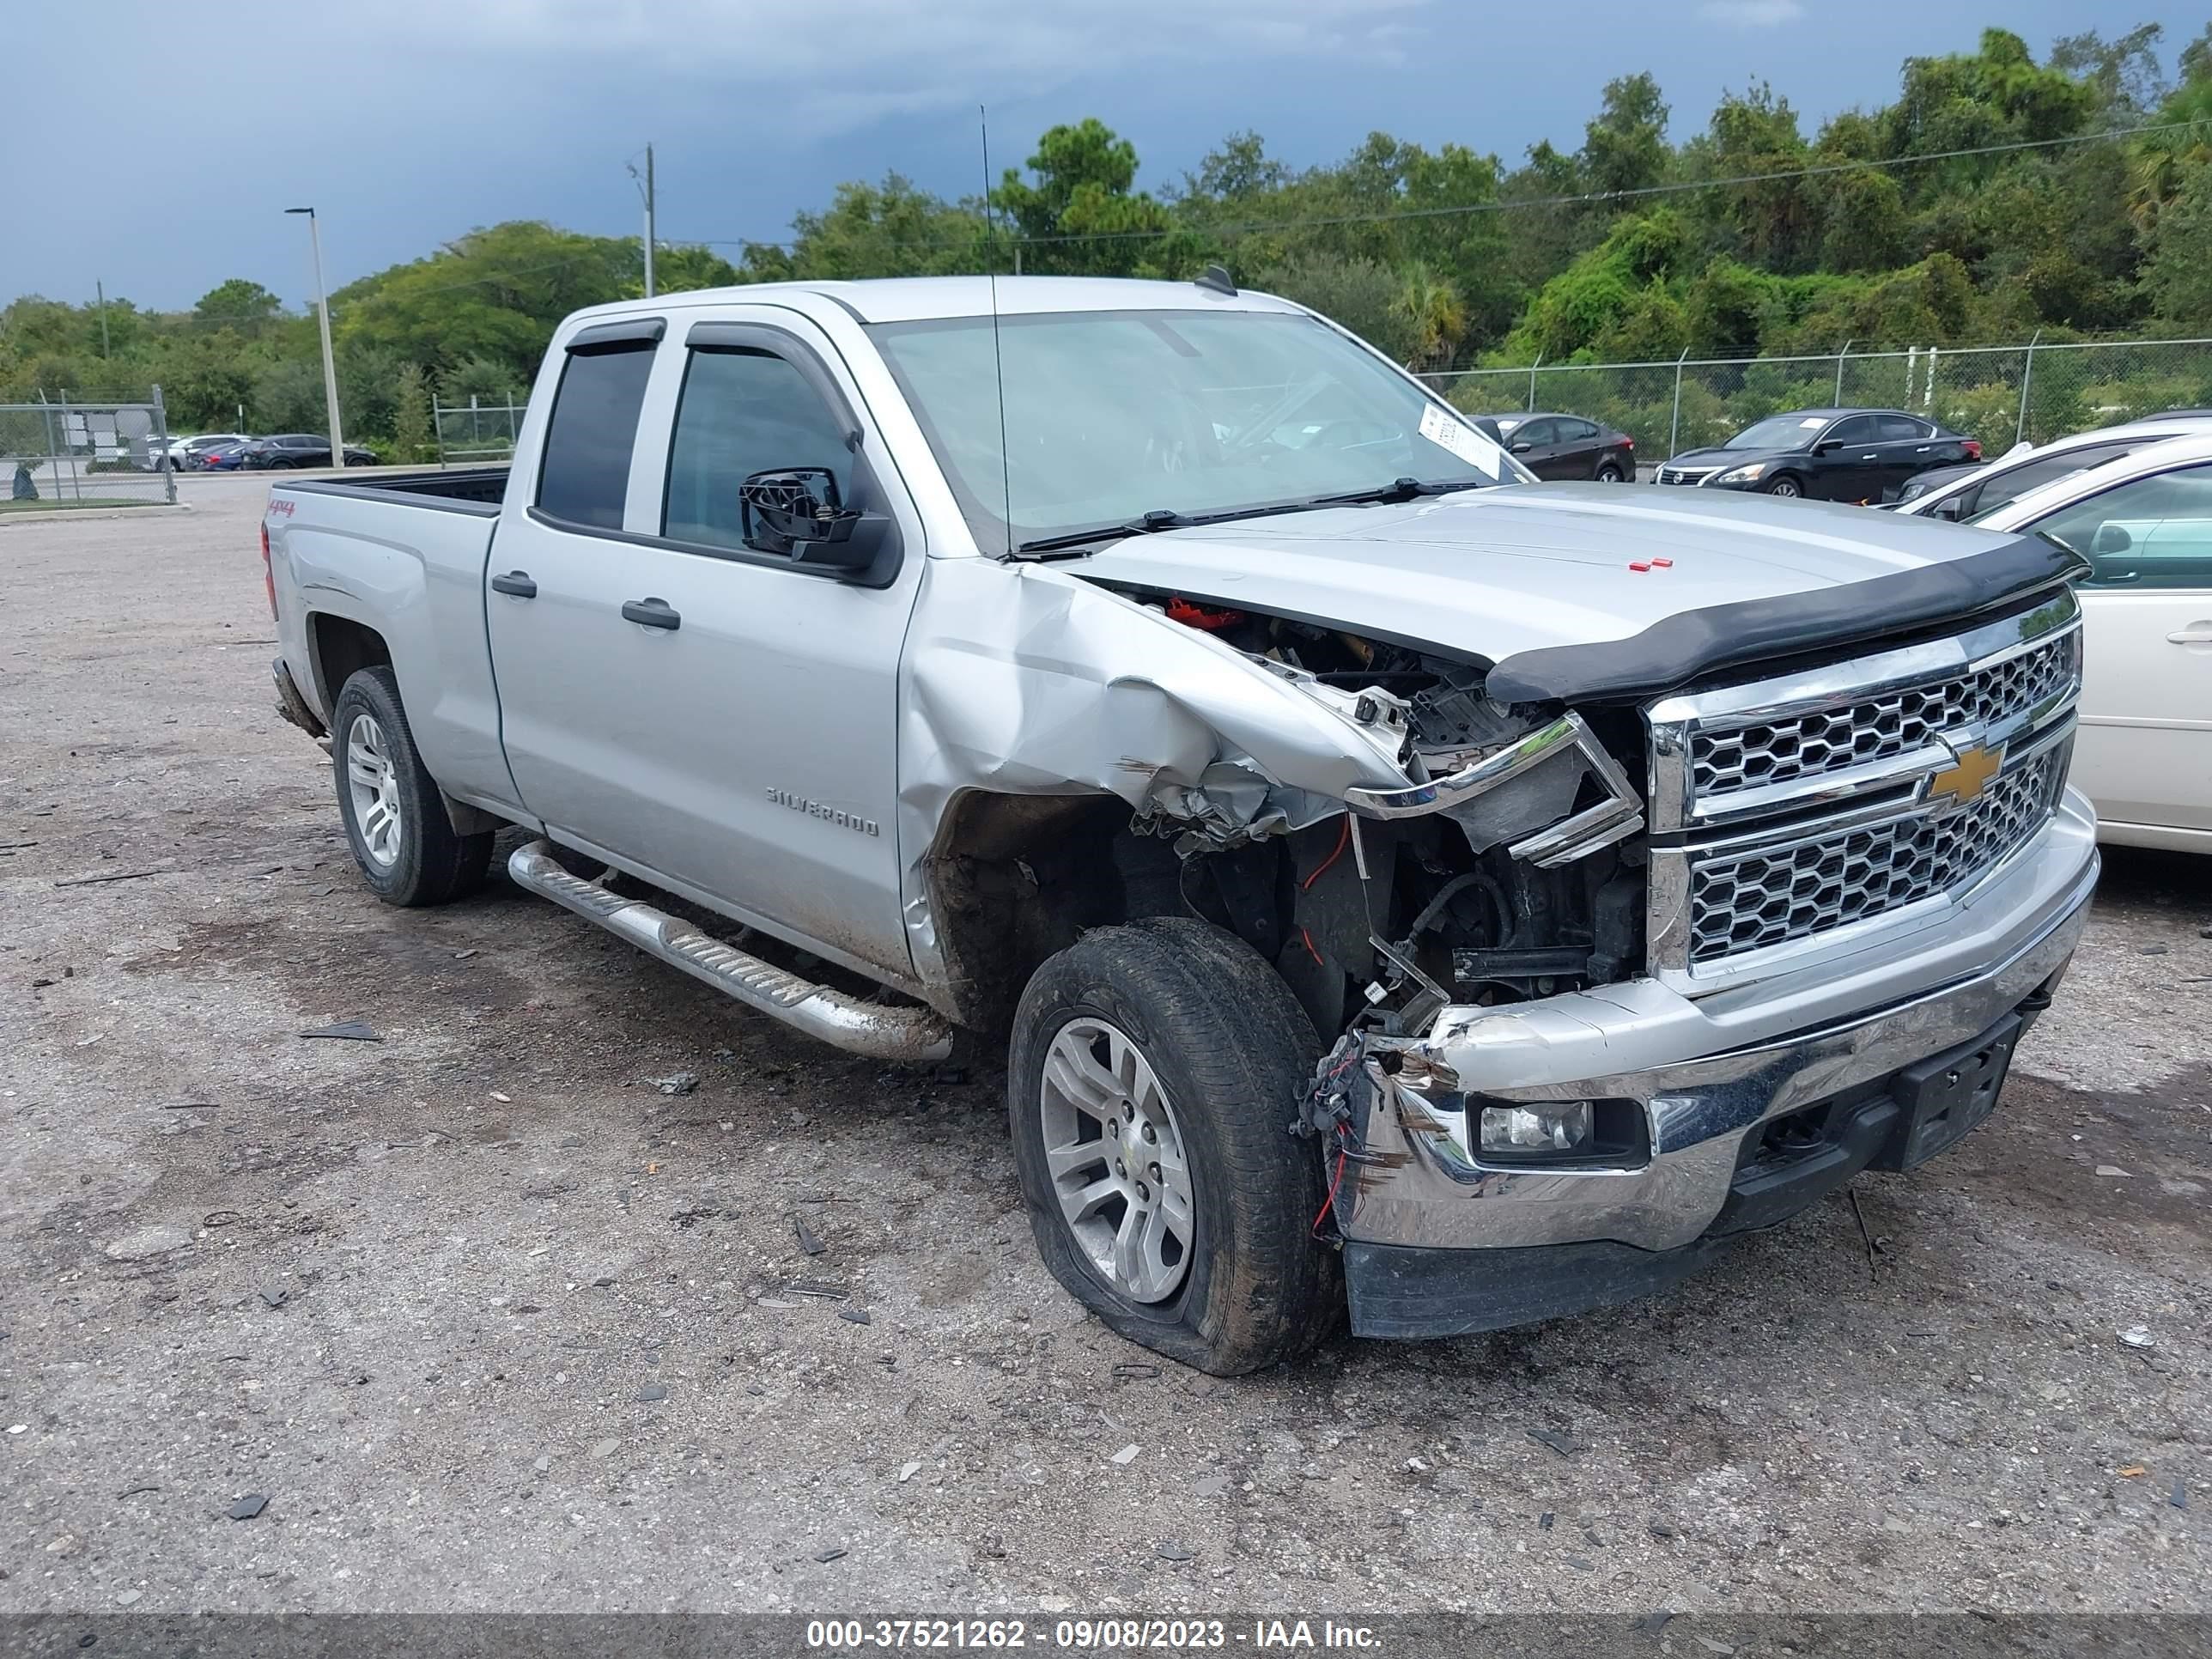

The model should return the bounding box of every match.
[283,466,509,513]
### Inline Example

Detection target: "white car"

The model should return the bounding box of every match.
[161,432,252,471]
[1896,414,2212,523]
[1972,431,2212,851]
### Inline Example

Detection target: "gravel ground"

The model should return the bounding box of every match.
[2,476,2207,1617]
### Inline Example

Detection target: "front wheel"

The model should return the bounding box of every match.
[1764,473,1803,498]
[331,665,492,907]
[1007,917,1338,1375]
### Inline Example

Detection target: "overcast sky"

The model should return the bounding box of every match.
[6,0,2158,312]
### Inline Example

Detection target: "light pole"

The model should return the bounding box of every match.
[285,207,345,464]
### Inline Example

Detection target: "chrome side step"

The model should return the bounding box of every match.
[506,840,953,1062]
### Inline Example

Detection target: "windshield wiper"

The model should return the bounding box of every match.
[1014,507,1194,556]
[1308,476,1486,507]
[1012,478,1489,557]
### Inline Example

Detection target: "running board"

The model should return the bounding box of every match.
[506,840,953,1062]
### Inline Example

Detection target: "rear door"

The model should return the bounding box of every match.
[1873,414,1936,499]
[2021,461,2212,836]
[1553,417,1602,477]
[486,307,928,976]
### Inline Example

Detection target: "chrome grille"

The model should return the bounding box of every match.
[1690,630,2077,801]
[1656,465,1715,486]
[1645,596,2082,987]
[1685,742,2069,964]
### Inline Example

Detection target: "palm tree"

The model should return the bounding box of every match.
[1390,263,1470,374]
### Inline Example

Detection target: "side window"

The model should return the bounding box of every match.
[1973,441,2138,518]
[1515,418,1557,447]
[663,348,854,552]
[2033,462,2212,591]
[537,342,657,530]
[1875,415,1924,441]
[1825,416,1875,447]
[1564,418,1600,441]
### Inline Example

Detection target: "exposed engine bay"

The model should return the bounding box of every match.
[1117,589,1650,1040]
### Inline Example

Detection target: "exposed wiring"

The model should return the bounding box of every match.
[1301,817,1352,890]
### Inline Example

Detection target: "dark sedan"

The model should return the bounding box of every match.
[1469,412,1635,482]
[1655,409,1980,503]
[245,433,376,470]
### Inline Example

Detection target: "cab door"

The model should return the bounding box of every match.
[2025,461,2212,836]
[1814,415,1885,501]
[485,307,929,976]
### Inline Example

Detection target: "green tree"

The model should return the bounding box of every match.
[2142,158,2212,329]
[1258,252,1417,361]
[194,279,284,331]
[993,118,1176,276]
[392,363,433,462]
[1581,73,1670,199]
[1389,264,1469,371]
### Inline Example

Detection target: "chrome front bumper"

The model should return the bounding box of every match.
[1346,787,2099,1255]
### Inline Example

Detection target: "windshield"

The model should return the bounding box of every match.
[868,308,1523,552]
[1727,415,1828,450]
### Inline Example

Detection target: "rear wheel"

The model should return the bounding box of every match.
[331,666,492,907]
[1764,473,1803,497]
[1595,462,1626,483]
[1007,917,1337,1375]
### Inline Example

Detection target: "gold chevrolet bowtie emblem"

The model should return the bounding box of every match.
[1927,741,2004,809]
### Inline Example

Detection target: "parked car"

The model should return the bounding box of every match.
[1894,414,2212,519]
[172,433,253,471]
[246,433,375,469]
[1962,431,2212,853]
[1656,408,1981,501]
[1468,412,1634,482]
[261,276,2095,1373]
[198,441,254,470]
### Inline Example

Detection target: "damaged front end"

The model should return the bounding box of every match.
[901,556,1652,1046]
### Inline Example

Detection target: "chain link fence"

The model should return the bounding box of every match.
[2,394,175,508]
[434,398,526,466]
[1424,337,2212,462]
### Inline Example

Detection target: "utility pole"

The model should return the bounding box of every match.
[95,281,110,359]
[285,207,345,464]
[630,144,658,298]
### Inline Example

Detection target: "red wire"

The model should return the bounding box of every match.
[1297,926,1325,967]
[1311,1145,1350,1237]
[1302,817,1352,891]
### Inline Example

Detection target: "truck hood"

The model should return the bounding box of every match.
[1069,482,2080,704]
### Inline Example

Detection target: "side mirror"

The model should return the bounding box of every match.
[2092,523,2133,555]
[739,467,887,574]
[1929,499,1962,522]
[1509,440,1533,454]
[1812,441,1840,456]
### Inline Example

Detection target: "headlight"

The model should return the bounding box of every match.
[1716,462,1767,483]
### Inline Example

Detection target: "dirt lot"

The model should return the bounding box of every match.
[2,476,2208,1617]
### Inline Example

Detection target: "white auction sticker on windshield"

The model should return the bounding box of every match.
[1419,404,1504,477]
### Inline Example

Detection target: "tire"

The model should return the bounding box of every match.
[1007,916,1338,1375]
[1595,463,1626,483]
[331,665,492,907]
[1763,473,1804,498]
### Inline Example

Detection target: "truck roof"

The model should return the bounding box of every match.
[562,274,1310,327]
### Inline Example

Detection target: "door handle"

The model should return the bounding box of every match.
[490,570,537,599]
[1859,453,1878,460]
[2168,625,2212,644]
[622,597,681,631]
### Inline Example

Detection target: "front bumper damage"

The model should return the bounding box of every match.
[1330,786,2100,1340]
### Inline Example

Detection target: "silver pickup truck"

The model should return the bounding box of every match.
[265,274,2098,1374]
